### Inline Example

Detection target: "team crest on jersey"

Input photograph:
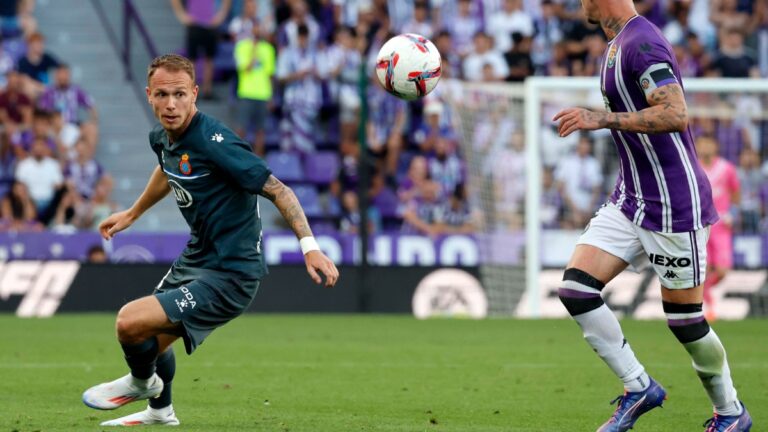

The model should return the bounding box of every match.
[606,44,618,68]
[179,153,192,175]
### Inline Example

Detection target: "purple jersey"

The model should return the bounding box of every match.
[600,16,717,233]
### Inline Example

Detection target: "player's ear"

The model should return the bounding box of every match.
[145,86,151,103]
[192,84,199,102]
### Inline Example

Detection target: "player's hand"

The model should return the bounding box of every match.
[304,250,339,288]
[553,108,604,137]
[98,210,137,240]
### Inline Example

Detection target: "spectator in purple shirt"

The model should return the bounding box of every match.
[427,137,465,201]
[412,102,454,154]
[398,155,429,204]
[450,0,483,58]
[437,184,477,234]
[38,64,97,125]
[367,78,406,181]
[64,137,104,200]
[0,133,15,194]
[401,179,444,237]
[11,108,56,159]
[171,0,232,99]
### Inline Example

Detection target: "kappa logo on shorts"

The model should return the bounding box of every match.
[648,254,691,268]
[664,270,678,279]
[174,286,197,313]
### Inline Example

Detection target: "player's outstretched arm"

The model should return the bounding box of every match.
[553,84,688,137]
[98,166,171,240]
[259,175,340,287]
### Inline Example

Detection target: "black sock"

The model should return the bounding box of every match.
[121,337,159,380]
[149,348,176,409]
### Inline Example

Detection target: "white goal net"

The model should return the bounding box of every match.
[445,77,768,317]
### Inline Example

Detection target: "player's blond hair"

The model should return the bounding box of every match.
[147,54,196,85]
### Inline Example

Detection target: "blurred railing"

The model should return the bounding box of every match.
[90,0,158,121]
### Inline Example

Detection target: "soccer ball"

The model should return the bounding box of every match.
[375,34,442,101]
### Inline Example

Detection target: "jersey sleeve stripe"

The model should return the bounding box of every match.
[616,46,672,231]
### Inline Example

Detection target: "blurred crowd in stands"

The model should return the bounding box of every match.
[5,0,768,237]
[199,0,768,236]
[0,0,114,233]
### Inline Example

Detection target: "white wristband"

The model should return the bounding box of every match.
[299,236,320,255]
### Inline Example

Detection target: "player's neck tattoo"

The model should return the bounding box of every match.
[602,14,637,40]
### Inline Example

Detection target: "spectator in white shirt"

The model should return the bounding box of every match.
[554,135,604,228]
[463,32,509,81]
[401,0,434,40]
[487,0,534,53]
[228,0,263,41]
[14,136,63,224]
[279,0,320,49]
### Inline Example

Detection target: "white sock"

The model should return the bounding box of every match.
[129,374,151,389]
[684,330,742,416]
[149,404,174,417]
[573,304,650,392]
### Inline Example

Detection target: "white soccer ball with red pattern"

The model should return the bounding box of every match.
[375,33,442,101]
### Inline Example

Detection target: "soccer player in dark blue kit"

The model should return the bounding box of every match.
[82,54,339,426]
[552,0,752,431]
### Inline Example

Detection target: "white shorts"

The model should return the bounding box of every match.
[577,204,709,289]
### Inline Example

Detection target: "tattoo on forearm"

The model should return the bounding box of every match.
[259,176,313,238]
[593,85,687,134]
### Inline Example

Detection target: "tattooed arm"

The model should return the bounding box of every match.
[259,174,340,287]
[553,84,689,137]
[258,175,313,239]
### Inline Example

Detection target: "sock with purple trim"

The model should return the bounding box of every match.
[559,268,649,392]
[663,301,742,416]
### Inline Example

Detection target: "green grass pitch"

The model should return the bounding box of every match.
[0,314,765,431]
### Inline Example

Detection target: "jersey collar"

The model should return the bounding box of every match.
[607,14,640,43]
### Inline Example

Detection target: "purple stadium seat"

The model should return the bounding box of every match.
[266,152,303,183]
[291,185,323,217]
[372,187,399,218]
[304,151,340,184]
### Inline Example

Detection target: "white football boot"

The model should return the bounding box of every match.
[82,373,164,410]
[100,405,180,426]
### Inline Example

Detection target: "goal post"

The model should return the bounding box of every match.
[447,77,768,317]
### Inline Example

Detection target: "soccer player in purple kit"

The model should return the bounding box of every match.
[552,0,753,431]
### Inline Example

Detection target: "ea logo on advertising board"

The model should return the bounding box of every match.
[168,179,193,208]
[412,269,488,319]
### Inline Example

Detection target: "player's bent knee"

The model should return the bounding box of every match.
[558,268,606,316]
[115,305,151,344]
[662,301,710,344]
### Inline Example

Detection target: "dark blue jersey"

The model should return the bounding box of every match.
[150,111,272,279]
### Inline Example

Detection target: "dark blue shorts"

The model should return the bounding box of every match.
[154,267,259,355]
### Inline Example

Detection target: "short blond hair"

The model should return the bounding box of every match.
[147,54,196,85]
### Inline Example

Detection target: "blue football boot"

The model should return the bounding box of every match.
[596,378,667,432]
[703,403,752,432]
